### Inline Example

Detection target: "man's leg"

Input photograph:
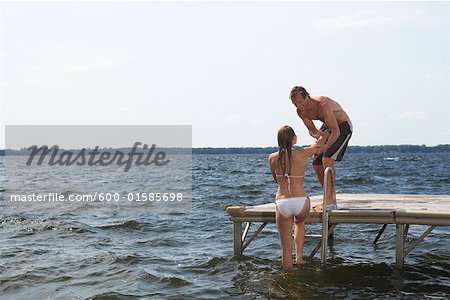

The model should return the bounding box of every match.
[312,157,325,211]
[315,121,351,210]
[313,130,331,205]
[312,152,324,187]
[313,164,324,187]
[322,157,336,206]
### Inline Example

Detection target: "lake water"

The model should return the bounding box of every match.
[1,152,449,299]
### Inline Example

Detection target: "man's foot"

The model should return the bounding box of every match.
[313,202,338,212]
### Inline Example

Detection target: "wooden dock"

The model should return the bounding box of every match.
[226,193,450,268]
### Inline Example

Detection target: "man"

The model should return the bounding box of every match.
[290,86,353,211]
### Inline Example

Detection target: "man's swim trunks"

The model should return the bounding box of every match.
[313,120,353,165]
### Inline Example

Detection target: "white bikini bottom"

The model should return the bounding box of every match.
[275,196,309,218]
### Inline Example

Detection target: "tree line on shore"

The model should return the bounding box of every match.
[1,145,449,156]
[191,145,450,155]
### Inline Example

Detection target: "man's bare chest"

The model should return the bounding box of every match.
[299,106,322,120]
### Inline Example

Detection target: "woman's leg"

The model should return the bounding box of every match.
[276,210,293,269]
[294,221,306,264]
[294,198,311,264]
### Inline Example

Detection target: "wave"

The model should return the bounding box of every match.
[383,157,400,161]
[94,220,144,230]
[383,156,422,162]
[0,216,92,235]
[229,170,247,174]
[158,276,192,287]
[341,177,378,185]
[179,256,233,275]
[91,292,155,299]
[146,238,183,247]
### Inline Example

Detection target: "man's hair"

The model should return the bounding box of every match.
[290,86,310,101]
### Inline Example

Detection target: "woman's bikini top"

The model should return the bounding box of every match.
[276,174,304,194]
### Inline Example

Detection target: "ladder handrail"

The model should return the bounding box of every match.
[321,167,335,265]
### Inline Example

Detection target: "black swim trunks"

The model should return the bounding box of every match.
[312,120,353,165]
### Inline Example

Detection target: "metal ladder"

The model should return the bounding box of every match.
[307,167,336,266]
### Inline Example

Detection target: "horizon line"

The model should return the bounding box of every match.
[1,144,449,151]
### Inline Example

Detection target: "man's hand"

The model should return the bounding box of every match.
[315,131,329,146]
[316,130,328,139]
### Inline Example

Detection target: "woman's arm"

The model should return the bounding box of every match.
[268,153,278,183]
[302,143,322,157]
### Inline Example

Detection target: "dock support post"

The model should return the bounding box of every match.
[233,221,243,256]
[404,225,436,257]
[373,224,388,245]
[242,222,267,252]
[308,224,336,259]
[395,224,405,269]
[321,210,329,265]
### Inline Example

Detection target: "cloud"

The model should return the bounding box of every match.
[389,111,428,120]
[34,56,123,73]
[226,114,243,123]
[0,80,11,88]
[313,9,423,31]
[251,120,265,126]
[27,45,127,74]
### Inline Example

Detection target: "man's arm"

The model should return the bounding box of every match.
[319,97,340,150]
[296,109,321,138]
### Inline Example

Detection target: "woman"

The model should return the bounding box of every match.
[268,125,320,268]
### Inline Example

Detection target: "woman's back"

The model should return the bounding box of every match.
[269,148,315,199]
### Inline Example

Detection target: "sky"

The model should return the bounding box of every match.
[0,1,449,148]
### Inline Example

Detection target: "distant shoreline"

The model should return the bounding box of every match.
[0,145,449,156]
[191,145,450,154]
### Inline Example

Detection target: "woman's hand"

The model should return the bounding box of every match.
[310,143,326,155]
